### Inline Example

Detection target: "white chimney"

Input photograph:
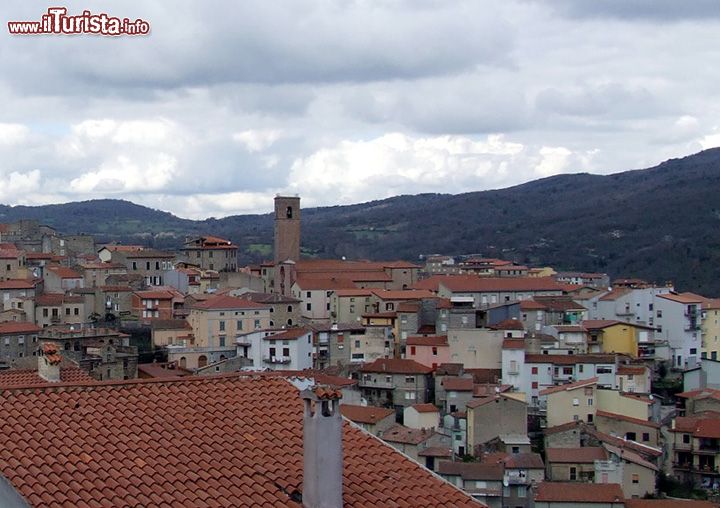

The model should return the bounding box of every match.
[301,386,343,508]
[38,342,62,382]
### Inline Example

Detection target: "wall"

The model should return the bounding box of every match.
[448,329,504,369]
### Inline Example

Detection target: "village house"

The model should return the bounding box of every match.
[466,393,528,456]
[43,264,83,292]
[131,288,183,322]
[546,447,607,482]
[406,335,449,369]
[181,235,238,272]
[404,403,440,430]
[340,404,396,436]
[533,482,624,508]
[34,293,86,328]
[358,358,433,413]
[77,261,127,288]
[260,327,314,371]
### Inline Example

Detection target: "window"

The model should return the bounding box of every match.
[219,321,225,331]
[683,434,691,444]
[254,319,260,329]
[454,435,461,441]
[511,446,520,454]
[74,307,79,316]
[432,347,438,356]
[531,381,538,389]
[690,348,697,355]
[146,261,151,270]
[237,320,243,330]
[587,398,593,406]
[410,346,416,355]
[596,366,613,374]
[385,375,392,383]
[43,308,48,318]
[578,364,584,373]
[132,261,137,270]
[355,340,360,348]
[17,336,24,345]
[632,474,639,484]
[219,336,226,347]
[405,376,416,383]
[531,367,538,375]
[584,387,593,396]
[65,308,70,316]
[569,467,577,480]
[626,432,637,441]
[269,347,276,357]
[587,413,594,423]
[657,310,662,318]
[572,398,579,406]
[563,367,573,375]
[642,432,650,442]
[287,305,293,312]
[306,291,311,298]
[3,337,9,346]
[283,347,290,357]
[306,303,312,311]
[404,392,416,400]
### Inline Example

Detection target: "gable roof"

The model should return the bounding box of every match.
[410,403,439,413]
[539,377,598,396]
[657,292,706,304]
[442,377,474,392]
[595,410,660,429]
[360,358,433,375]
[0,375,479,507]
[0,322,41,335]
[545,447,607,463]
[406,335,448,346]
[535,482,624,503]
[340,404,395,425]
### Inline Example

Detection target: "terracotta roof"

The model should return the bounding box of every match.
[397,302,421,313]
[489,319,525,330]
[0,279,35,289]
[519,300,547,310]
[544,420,583,435]
[437,461,504,481]
[340,404,395,425]
[546,447,607,463]
[617,365,647,376]
[192,294,268,310]
[371,289,436,301]
[534,482,624,503]
[0,367,93,387]
[0,321,40,334]
[46,265,81,279]
[381,424,436,445]
[673,416,702,433]
[134,290,176,300]
[657,292,706,304]
[599,287,632,301]
[406,335,448,346]
[586,427,663,458]
[695,419,720,439]
[554,325,586,333]
[603,443,658,471]
[539,377,598,396]
[410,403,439,413]
[595,410,660,429]
[360,358,433,374]
[333,289,374,297]
[502,339,526,349]
[442,377,474,392]
[501,453,545,469]
[677,388,720,401]
[263,328,311,341]
[439,276,564,293]
[418,447,452,458]
[0,375,478,507]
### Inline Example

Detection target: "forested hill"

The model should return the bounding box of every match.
[2,148,720,294]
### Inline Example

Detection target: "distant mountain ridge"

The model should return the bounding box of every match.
[3,148,720,294]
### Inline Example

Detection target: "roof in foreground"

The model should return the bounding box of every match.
[0,374,480,507]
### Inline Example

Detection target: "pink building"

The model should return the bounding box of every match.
[406,336,449,369]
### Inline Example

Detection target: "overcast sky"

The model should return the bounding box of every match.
[1,1,719,218]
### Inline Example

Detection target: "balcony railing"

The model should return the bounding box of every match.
[358,380,395,390]
[263,356,291,364]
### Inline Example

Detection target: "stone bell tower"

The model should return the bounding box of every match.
[274,195,301,263]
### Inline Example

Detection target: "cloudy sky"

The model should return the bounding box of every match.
[1,1,719,218]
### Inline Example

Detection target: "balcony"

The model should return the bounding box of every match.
[358,379,395,390]
[504,472,529,485]
[263,356,291,364]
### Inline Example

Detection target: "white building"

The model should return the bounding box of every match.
[654,292,704,369]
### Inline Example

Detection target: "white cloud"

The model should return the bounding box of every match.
[0,123,29,145]
[232,129,283,152]
[70,153,177,194]
[0,170,41,201]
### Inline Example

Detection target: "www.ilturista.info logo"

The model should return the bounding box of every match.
[8,7,150,36]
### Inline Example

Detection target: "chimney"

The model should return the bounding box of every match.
[38,342,62,382]
[301,386,343,508]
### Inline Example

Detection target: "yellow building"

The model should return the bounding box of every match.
[582,319,655,358]
[187,295,271,348]
[702,299,720,360]
[528,267,557,278]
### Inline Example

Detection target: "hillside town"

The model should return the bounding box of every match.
[0,195,717,508]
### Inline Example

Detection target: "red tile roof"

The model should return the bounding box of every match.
[0,321,40,334]
[410,403,439,413]
[263,328,311,341]
[340,404,395,424]
[539,377,598,396]
[406,335,448,346]
[657,292,706,304]
[534,482,624,503]
[0,367,93,387]
[490,319,525,330]
[442,377,474,391]
[371,289,436,300]
[599,288,632,301]
[595,410,660,429]
[501,452,545,469]
[46,265,82,279]
[0,375,479,507]
[381,424,436,445]
[695,419,720,439]
[360,358,433,374]
[545,447,607,463]
[192,294,268,310]
[617,365,647,376]
[439,276,564,293]
[519,300,547,310]
[0,279,35,289]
